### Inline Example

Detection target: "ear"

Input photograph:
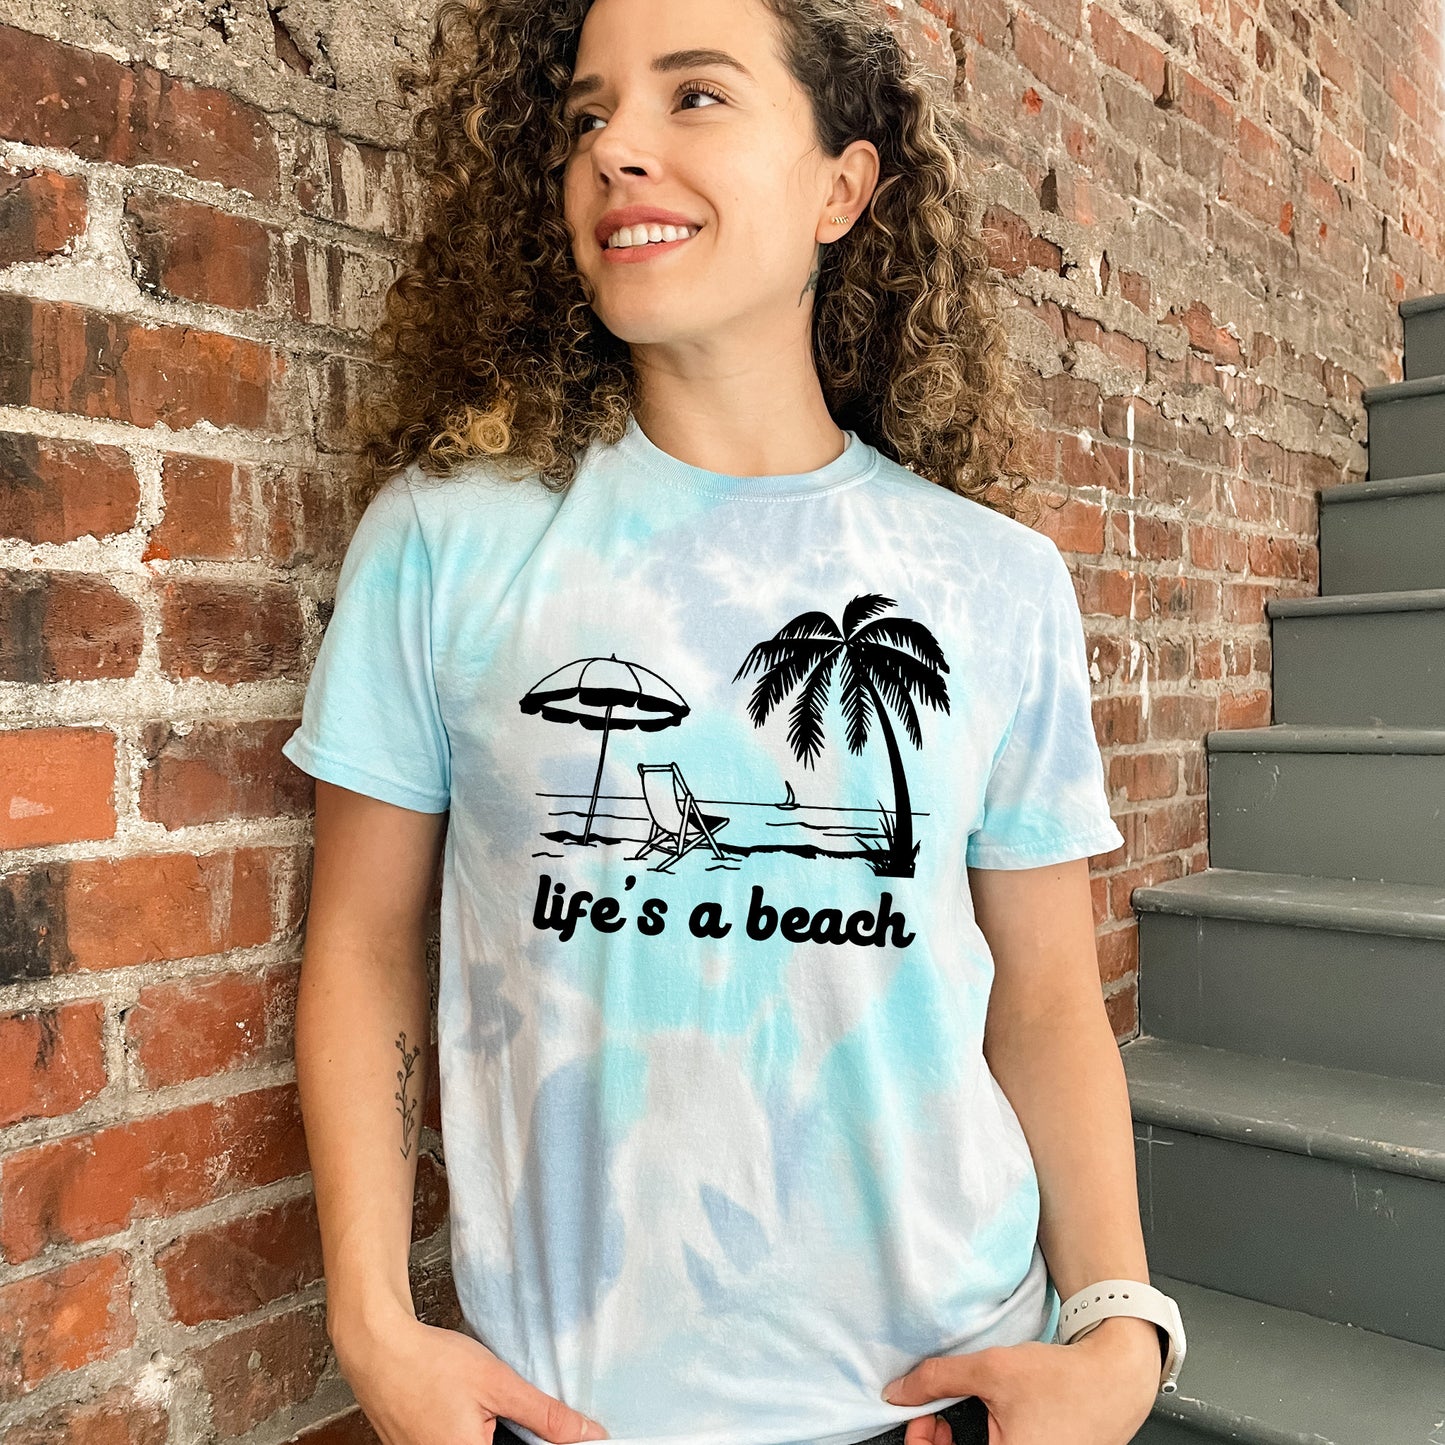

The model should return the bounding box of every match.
[816,137,881,242]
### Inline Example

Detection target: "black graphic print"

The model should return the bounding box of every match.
[517,596,950,879]
[734,594,950,879]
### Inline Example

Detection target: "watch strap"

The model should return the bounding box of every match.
[1054,1279,1186,1394]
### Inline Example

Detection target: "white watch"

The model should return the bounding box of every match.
[1054,1279,1186,1394]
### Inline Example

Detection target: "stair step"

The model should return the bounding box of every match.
[1267,587,1445,726]
[1124,1036,1445,1349]
[1133,869,1445,1083]
[1206,725,1445,885]
[1402,291,1445,382]
[1135,1275,1445,1445]
[1361,373,1445,481]
[1124,1034,1445,1179]
[1317,470,1445,595]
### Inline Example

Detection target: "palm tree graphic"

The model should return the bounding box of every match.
[733,594,950,878]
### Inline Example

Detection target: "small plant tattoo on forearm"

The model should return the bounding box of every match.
[395,1029,421,1159]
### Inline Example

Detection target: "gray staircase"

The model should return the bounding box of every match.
[1124,292,1445,1442]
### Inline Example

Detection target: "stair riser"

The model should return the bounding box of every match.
[1208,750,1445,886]
[1320,489,1445,594]
[1271,609,1445,727]
[1404,303,1445,382]
[1135,1123,1445,1350]
[1138,912,1445,1085]
[1365,389,1445,481]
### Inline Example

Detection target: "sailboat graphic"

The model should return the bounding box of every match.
[778,780,799,810]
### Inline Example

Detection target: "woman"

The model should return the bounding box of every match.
[283,1,1174,1443]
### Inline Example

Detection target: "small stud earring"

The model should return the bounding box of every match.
[831,214,850,224]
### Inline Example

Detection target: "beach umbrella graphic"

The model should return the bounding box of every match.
[518,653,690,845]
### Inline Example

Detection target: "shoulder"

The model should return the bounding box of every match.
[383,453,570,545]
[862,451,1066,577]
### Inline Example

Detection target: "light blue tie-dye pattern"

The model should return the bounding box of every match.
[281,413,1123,1445]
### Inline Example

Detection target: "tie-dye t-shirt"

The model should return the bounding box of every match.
[280,413,1124,1445]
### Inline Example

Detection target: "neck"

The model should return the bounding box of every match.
[628,337,846,476]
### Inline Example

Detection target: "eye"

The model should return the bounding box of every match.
[570,111,604,137]
[678,81,727,110]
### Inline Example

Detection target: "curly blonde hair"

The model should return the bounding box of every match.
[359,0,1044,524]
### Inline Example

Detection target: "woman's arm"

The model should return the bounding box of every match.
[970,856,1164,1366]
[295,780,448,1354]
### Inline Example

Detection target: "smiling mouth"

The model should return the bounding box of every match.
[603,222,702,251]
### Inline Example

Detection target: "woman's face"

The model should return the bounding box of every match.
[560,0,875,351]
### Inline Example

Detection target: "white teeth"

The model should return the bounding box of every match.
[605,223,700,249]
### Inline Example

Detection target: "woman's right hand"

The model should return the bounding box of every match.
[332,1307,610,1445]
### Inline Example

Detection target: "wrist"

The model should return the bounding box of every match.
[327,1285,418,1362]
[1072,1314,1165,1374]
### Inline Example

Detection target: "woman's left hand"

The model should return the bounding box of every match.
[880,1315,1163,1445]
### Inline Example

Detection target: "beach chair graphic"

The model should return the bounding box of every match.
[629,763,731,871]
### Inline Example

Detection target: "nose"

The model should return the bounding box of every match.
[582,102,661,181]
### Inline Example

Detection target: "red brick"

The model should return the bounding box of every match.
[1062,310,1148,371]
[1013,293,1067,342]
[150,455,290,562]
[1217,687,1271,728]
[1236,117,1283,173]
[0,25,277,201]
[0,847,300,983]
[0,727,116,848]
[314,355,368,451]
[1108,749,1180,801]
[980,203,1065,277]
[1219,154,1291,234]
[0,296,285,432]
[124,193,273,311]
[0,572,143,683]
[0,1253,134,1398]
[1167,65,1236,141]
[1187,521,1248,573]
[1012,11,1100,111]
[1,1382,168,1444]
[1192,23,1247,98]
[1108,508,1183,562]
[1116,269,1150,312]
[0,169,87,265]
[1033,490,1108,553]
[157,579,305,683]
[0,434,139,544]
[292,467,367,568]
[1046,165,1124,227]
[1058,431,1132,495]
[0,1084,308,1262]
[1030,371,1102,430]
[0,1000,107,1127]
[1312,28,1356,96]
[1088,8,1166,97]
[63,847,295,972]
[1160,299,1244,366]
[192,1303,330,1437]
[139,718,313,828]
[296,127,413,232]
[1026,0,1083,39]
[156,1192,323,1325]
[1103,977,1139,1036]
[126,963,296,1086]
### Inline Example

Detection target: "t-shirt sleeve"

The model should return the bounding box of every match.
[965,544,1123,868]
[280,472,451,813]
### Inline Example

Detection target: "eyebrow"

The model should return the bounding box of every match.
[561,48,755,110]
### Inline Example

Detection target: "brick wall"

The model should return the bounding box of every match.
[1,0,1442,1437]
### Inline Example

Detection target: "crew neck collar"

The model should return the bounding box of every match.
[614,412,878,498]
